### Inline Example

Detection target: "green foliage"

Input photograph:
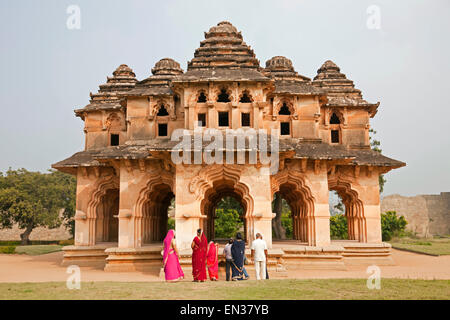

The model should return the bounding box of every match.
[0,246,16,254]
[369,128,386,194]
[281,211,293,239]
[0,169,76,243]
[167,218,175,231]
[381,211,407,241]
[330,214,348,239]
[216,197,243,216]
[214,208,243,239]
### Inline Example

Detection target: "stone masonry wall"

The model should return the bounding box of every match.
[0,224,71,241]
[381,192,450,237]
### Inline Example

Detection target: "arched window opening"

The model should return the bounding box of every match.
[239,92,252,103]
[217,89,231,103]
[279,103,291,115]
[157,105,169,116]
[330,113,341,124]
[197,92,207,103]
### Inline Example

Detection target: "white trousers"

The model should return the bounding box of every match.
[255,260,266,280]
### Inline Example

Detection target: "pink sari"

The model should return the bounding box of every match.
[207,242,219,280]
[192,232,207,281]
[163,230,184,281]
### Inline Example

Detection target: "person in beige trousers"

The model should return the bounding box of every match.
[251,233,268,280]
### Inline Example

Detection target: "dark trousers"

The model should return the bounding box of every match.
[225,259,233,281]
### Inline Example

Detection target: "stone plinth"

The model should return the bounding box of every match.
[61,244,111,268]
[104,246,163,273]
[282,245,347,270]
[338,241,394,265]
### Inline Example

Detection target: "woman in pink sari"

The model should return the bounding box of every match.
[207,241,219,281]
[191,228,207,282]
[163,229,184,282]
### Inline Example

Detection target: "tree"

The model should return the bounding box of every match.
[214,208,242,238]
[330,214,348,239]
[271,193,286,239]
[381,211,407,241]
[0,169,76,244]
[216,196,243,215]
[369,128,386,194]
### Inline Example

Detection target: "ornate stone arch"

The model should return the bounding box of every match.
[327,108,345,126]
[86,174,120,245]
[214,86,234,103]
[273,98,298,119]
[134,172,175,219]
[149,98,176,120]
[238,90,254,103]
[133,171,175,247]
[189,164,255,240]
[328,172,366,242]
[271,169,315,242]
[196,89,208,103]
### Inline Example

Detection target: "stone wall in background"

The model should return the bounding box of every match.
[381,192,450,237]
[0,224,71,241]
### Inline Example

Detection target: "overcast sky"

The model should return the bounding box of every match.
[0,0,449,197]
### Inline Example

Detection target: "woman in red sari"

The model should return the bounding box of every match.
[191,228,207,282]
[206,241,219,281]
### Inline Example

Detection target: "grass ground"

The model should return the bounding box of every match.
[0,279,448,300]
[13,245,62,256]
[389,237,450,256]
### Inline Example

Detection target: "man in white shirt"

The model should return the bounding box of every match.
[251,233,268,280]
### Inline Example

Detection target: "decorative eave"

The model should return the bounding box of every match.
[74,102,125,119]
[325,100,379,117]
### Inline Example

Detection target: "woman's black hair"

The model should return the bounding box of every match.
[197,228,202,234]
[228,238,234,244]
[235,232,242,240]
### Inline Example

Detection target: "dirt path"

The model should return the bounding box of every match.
[0,249,449,283]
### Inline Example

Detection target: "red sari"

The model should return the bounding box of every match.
[192,232,207,281]
[207,242,219,280]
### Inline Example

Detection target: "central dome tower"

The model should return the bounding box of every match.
[187,21,261,70]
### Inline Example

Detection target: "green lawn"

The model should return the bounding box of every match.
[13,245,63,256]
[389,237,450,256]
[0,279,448,300]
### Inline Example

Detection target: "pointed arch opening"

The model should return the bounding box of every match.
[328,178,366,242]
[271,171,315,244]
[217,88,231,103]
[95,188,119,243]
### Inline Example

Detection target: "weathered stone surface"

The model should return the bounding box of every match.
[0,224,71,241]
[51,21,404,271]
[381,193,450,237]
